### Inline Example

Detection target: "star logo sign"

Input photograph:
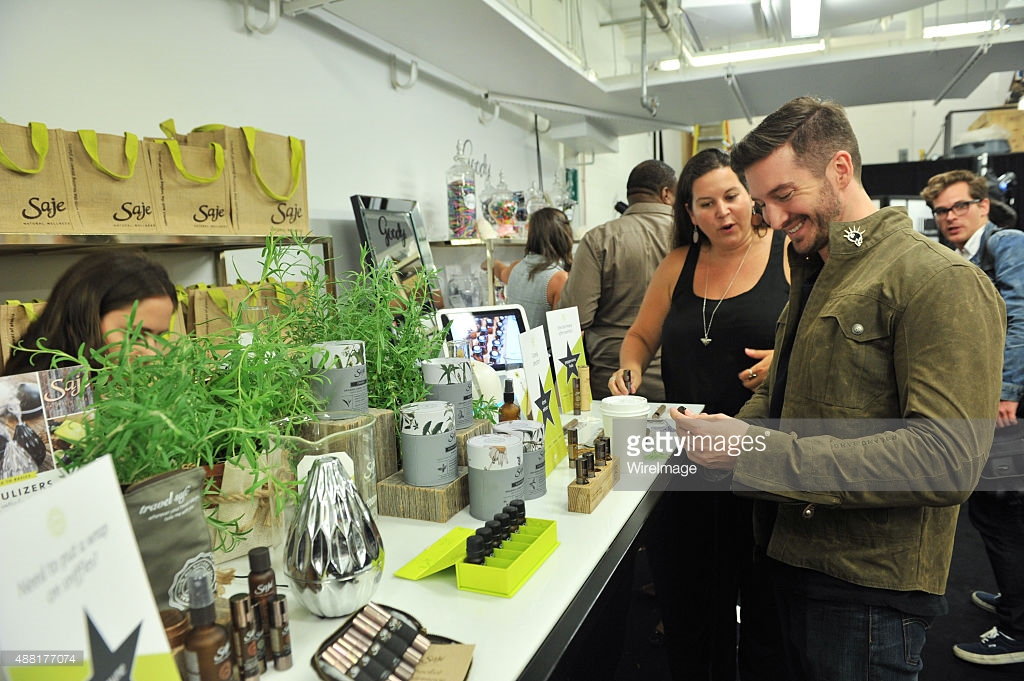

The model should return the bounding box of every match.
[558,343,581,380]
[533,377,555,428]
[85,612,141,681]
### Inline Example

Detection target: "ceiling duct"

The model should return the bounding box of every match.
[641,0,684,55]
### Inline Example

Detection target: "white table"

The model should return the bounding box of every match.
[222,404,684,680]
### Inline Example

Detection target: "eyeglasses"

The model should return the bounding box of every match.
[931,199,980,219]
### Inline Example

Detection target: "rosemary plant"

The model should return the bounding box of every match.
[28,291,324,550]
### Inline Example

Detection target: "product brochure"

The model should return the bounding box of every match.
[0,366,93,506]
[544,307,587,414]
[519,326,567,472]
[0,455,178,681]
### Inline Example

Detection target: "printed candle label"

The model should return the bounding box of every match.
[422,358,472,430]
[492,420,546,500]
[312,341,368,412]
[400,401,457,487]
[466,433,525,521]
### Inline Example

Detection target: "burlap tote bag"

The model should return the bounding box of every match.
[145,137,233,235]
[0,121,78,233]
[62,129,159,233]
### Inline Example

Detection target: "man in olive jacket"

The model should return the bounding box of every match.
[674,97,1006,681]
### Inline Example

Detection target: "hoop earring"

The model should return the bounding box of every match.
[692,228,700,244]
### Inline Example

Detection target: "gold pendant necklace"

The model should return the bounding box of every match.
[700,238,754,346]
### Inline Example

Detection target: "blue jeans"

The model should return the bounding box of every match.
[774,590,933,681]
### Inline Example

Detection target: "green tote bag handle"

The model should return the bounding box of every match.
[241,126,303,202]
[0,121,48,174]
[78,129,138,180]
[154,138,225,184]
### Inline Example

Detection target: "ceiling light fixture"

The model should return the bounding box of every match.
[683,39,825,67]
[923,20,997,39]
[790,0,820,39]
[658,58,682,71]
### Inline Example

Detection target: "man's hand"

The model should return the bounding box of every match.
[669,407,749,470]
[997,400,1019,428]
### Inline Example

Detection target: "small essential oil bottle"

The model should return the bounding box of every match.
[229,593,261,681]
[268,594,292,671]
[510,499,526,526]
[567,427,579,465]
[465,535,486,564]
[484,519,504,548]
[498,379,521,422]
[575,456,589,485]
[493,512,512,541]
[502,505,521,533]
[474,526,496,556]
[247,546,276,671]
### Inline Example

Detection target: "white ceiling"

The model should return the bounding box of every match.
[287,0,1024,150]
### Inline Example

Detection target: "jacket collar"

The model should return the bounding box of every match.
[623,201,673,217]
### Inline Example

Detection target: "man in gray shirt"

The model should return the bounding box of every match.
[559,159,676,401]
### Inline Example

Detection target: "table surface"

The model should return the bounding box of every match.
[220,403,691,681]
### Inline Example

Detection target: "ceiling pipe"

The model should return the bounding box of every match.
[641,0,685,55]
[933,41,990,105]
[640,2,659,116]
[726,69,754,123]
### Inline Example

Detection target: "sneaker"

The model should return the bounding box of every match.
[971,590,1002,614]
[953,627,1024,665]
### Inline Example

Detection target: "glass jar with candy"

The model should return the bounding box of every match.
[446,139,477,239]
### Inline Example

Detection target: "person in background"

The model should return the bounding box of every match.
[675,96,1005,681]
[3,250,177,375]
[559,159,677,401]
[920,169,1024,666]
[487,207,573,341]
[612,147,789,681]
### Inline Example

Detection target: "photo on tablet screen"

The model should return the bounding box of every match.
[436,305,529,372]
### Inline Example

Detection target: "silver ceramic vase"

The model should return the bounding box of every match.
[284,455,384,617]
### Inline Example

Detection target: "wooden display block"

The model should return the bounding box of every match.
[456,419,493,466]
[567,456,620,514]
[377,466,470,522]
[369,407,398,482]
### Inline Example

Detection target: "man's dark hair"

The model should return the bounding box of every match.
[626,159,677,200]
[731,96,862,181]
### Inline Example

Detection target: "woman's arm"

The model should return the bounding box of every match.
[547,270,569,309]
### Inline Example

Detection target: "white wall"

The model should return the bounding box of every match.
[0,0,1017,302]
[0,0,566,300]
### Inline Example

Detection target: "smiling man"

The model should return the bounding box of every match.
[671,96,1006,680]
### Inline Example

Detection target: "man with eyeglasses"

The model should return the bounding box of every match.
[921,168,1024,666]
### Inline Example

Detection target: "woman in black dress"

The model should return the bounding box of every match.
[612,148,790,681]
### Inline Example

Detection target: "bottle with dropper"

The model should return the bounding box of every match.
[498,378,521,422]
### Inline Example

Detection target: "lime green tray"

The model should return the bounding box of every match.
[394,518,559,598]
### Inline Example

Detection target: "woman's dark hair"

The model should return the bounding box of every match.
[524,207,574,280]
[673,148,731,248]
[4,250,176,375]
